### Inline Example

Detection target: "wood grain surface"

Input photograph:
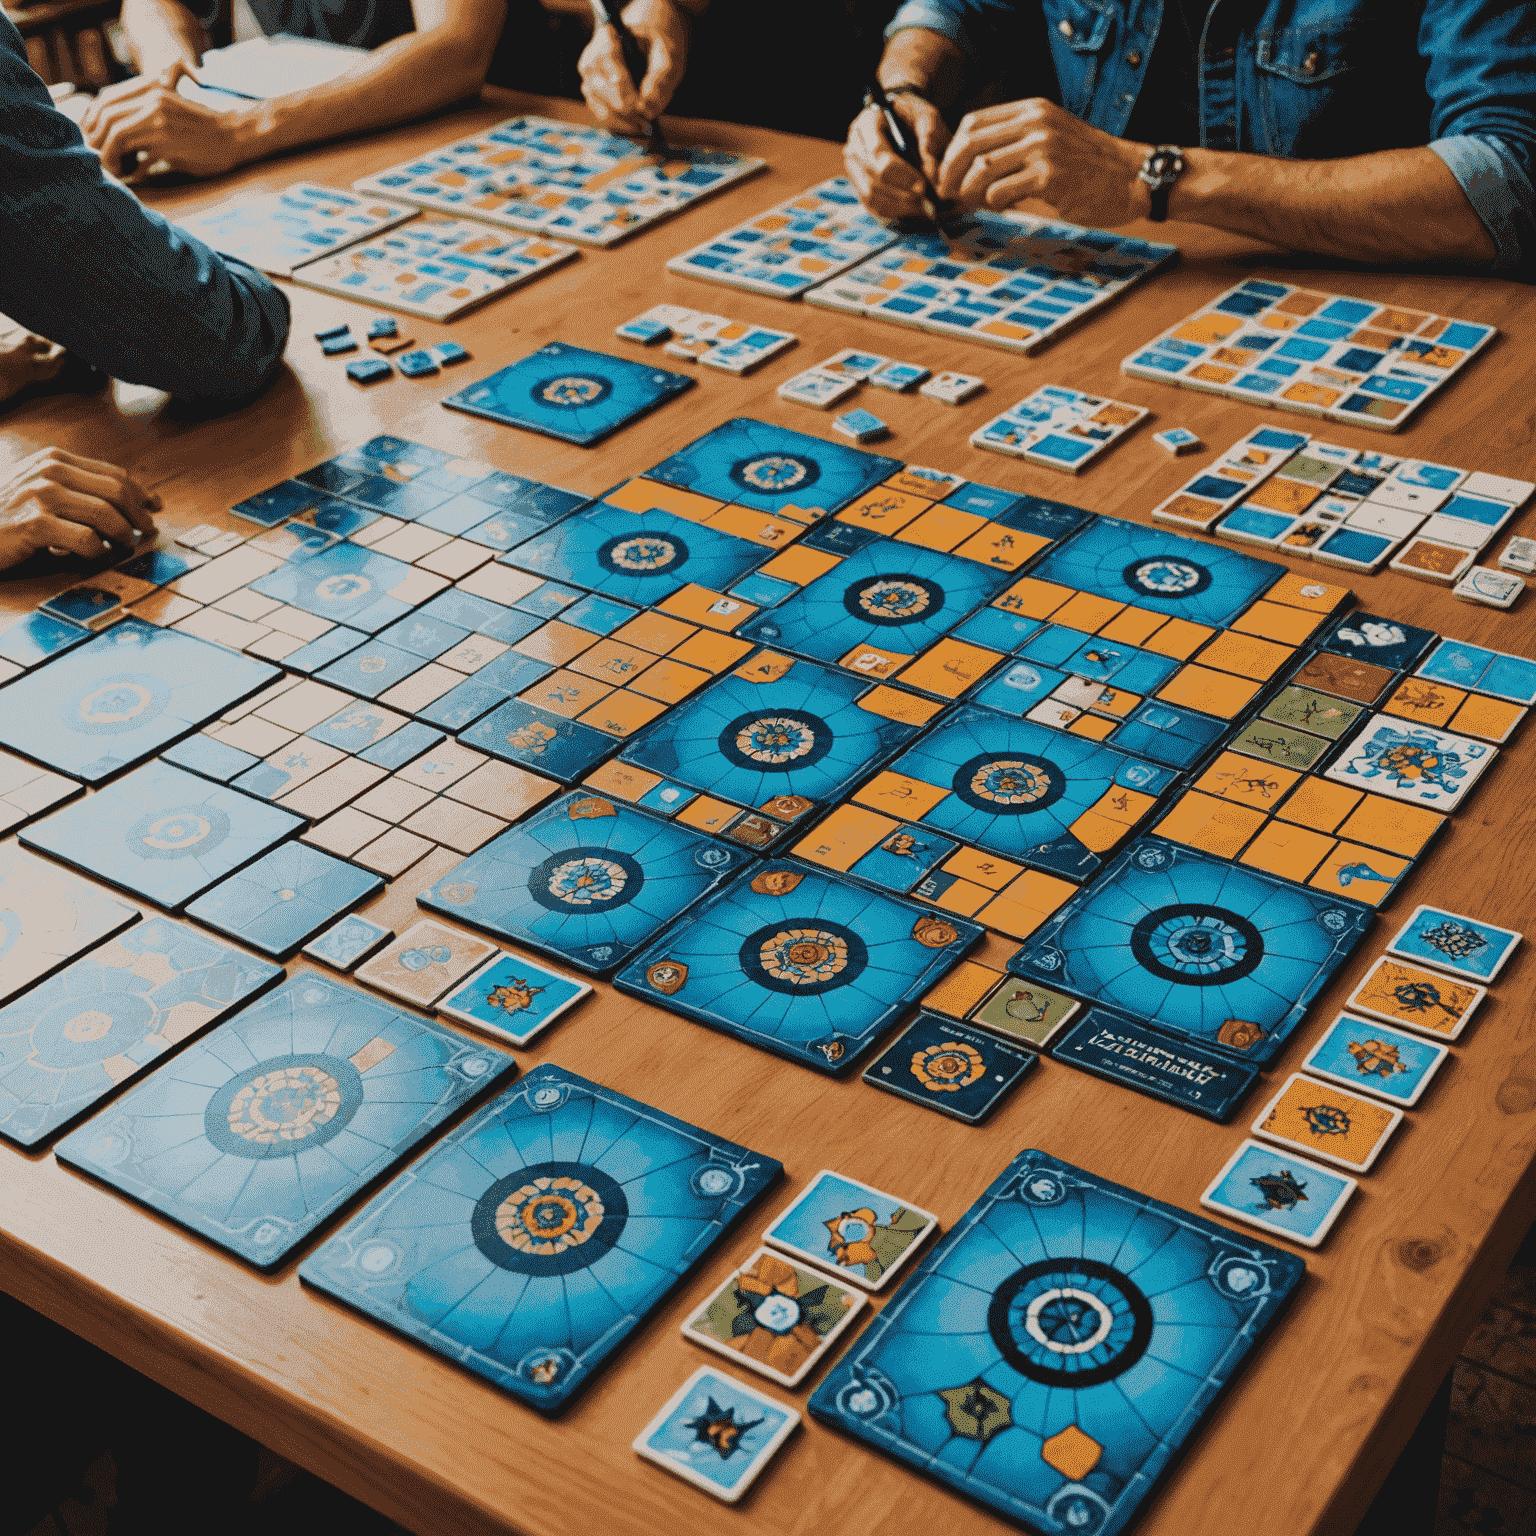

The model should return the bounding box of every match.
[2,89,1535,1536]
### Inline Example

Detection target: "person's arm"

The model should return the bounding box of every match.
[117,0,207,77]
[0,447,160,568]
[80,0,506,180]
[0,15,289,400]
[578,0,707,139]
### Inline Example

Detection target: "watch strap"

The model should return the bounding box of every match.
[1138,143,1185,223]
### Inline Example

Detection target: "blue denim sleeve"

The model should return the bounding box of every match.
[885,0,1027,69]
[0,17,290,400]
[1420,0,1536,274]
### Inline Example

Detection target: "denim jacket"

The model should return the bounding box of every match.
[886,0,1536,274]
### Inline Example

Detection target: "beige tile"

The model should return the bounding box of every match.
[393,738,487,790]
[217,715,298,757]
[387,567,451,606]
[373,524,452,563]
[255,679,354,733]
[444,760,559,820]
[127,590,202,627]
[303,806,391,858]
[278,756,388,820]
[437,634,509,674]
[214,587,286,622]
[246,630,305,661]
[455,562,546,607]
[379,663,462,714]
[349,514,406,547]
[355,826,436,878]
[221,673,299,722]
[174,608,269,651]
[402,798,507,853]
[351,777,436,824]
[265,605,334,641]
[416,539,494,580]
[170,546,283,603]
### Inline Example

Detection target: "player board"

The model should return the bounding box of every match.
[804,210,1177,355]
[809,1149,1302,1534]
[291,215,579,321]
[298,1063,781,1411]
[352,115,764,247]
[0,919,281,1147]
[1010,835,1373,1064]
[55,974,513,1268]
[665,175,898,298]
[614,859,982,1074]
[1124,278,1496,431]
[177,182,416,277]
[417,790,753,973]
[0,617,279,783]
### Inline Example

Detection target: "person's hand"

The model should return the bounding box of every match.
[843,93,950,222]
[0,333,66,406]
[0,448,161,567]
[579,0,689,137]
[80,63,245,181]
[937,97,1148,226]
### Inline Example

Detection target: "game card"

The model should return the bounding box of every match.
[1386,902,1521,982]
[971,978,1080,1047]
[762,1169,937,1291]
[1200,1138,1357,1248]
[435,950,592,1046]
[303,912,393,971]
[1347,954,1487,1039]
[354,918,499,1006]
[1251,1071,1402,1173]
[1301,1012,1449,1107]
[862,1014,1034,1123]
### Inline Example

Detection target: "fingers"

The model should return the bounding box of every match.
[636,32,682,120]
[843,106,928,220]
[578,32,648,135]
[79,74,154,139]
[952,129,1043,205]
[8,449,161,534]
[937,102,1044,199]
[90,98,165,170]
[9,509,112,560]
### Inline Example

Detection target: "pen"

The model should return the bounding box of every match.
[590,0,666,156]
[866,76,943,228]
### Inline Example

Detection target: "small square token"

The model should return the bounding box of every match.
[633,1367,798,1503]
[762,1169,937,1292]
[1347,954,1487,1039]
[862,1013,1034,1122]
[370,333,415,355]
[832,407,889,443]
[868,360,930,391]
[681,1246,866,1388]
[302,912,393,971]
[919,370,984,405]
[346,357,392,384]
[818,348,888,380]
[436,950,593,1046]
[776,367,858,409]
[396,349,439,379]
[1251,1071,1402,1173]
[1154,428,1202,455]
[1497,535,1536,573]
[616,315,672,345]
[321,333,358,356]
[367,316,398,339]
[431,341,470,366]
[313,322,350,341]
[1453,565,1524,608]
[970,978,1080,1047]
[1199,1139,1356,1249]
[353,917,498,1006]
[1386,902,1520,982]
[1302,1012,1449,1107]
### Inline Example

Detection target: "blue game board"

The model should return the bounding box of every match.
[298,1063,782,1411]
[809,1149,1303,1536]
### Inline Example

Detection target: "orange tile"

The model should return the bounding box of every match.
[951,525,1051,571]
[1275,777,1361,834]
[512,620,595,666]
[1244,477,1321,515]
[1450,693,1527,743]
[627,657,712,704]
[1381,677,1468,728]
[1083,785,1159,827]
[1335,794,1444,858]
[567,639,659,685]
[1238,820,1335,883]
[992,576,1075,620]
[925,877,992,918]
[705,505,805,547]
[675,796,740,834]
[1156,665,1261,718]
[1196,631,1295,682]
[1194,751,1302,809]
[835,486,931,535]
[521,668,614,718]
[1306,842,1409,906]
[1051,591,1125,634]
[894,505,989,552]
[602,477,723,520]
[1097,606,1169,647]
[1264,571,1351,613]
[658,584,757,632]
[671,630,754,673]
[1156,790,1266,858]
[611,611,697,655]
[858,686,944,725]
[976,869,1076,939]
[1172,312,1244,345]
[1228,600,1324,646]
[1142,617,1214,660]
[942,847,1024,891]
[733,648,797,683]
[923,959,1006,1018]
[756,544,843,586]
[853,770,951,818]
[791,803,896,871]
[1068,713,1117,739]
[580,759,661,803]
[838,643,905,679]
[896,639,1004,698]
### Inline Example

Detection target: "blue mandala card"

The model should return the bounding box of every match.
[1386,902,1521,982]
[435,952,592,1046]
[298,1063,782,1410]
[810,1150,1304,1531]
[56,974,514,1269]
[417,791,752,973]
[22,762,303,912]
[861,1014,1035,1123]
[248,542,429,633]
[302,913,393,971]
[615,860,983,1074]
[0,618,278,783]
[186,842,383,959]
[441,341,694,446]
[0,918,281,1147]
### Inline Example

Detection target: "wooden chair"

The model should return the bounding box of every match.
[5,0,126,89]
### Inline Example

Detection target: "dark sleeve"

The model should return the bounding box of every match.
[0,15,291,400]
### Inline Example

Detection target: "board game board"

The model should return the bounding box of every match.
[810,1149,1302,1535]
[1124,278,1496,431]
[298,1063,781,1410]
[291,215,579,321]
[352,116,764,247]
[804,210,1177,354]
[665,175,897,297]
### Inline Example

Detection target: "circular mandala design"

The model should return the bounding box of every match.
[951,752,1067,815]
[472,1159,628,1275]
[1130,903,1265,986]
[1121,556,1212,600]
[729,452,819,495]
[988,1258,1153,1388]
[718,709,832,773]
[33,993,153,1068]
[127,804,231,862]
[204,1052,364,1158]
[533,373,612,409]
[740,920,868,996]
[70,673,170,736]
[597,531,688,578]
[527,846,645,914]
[843,573,944,627]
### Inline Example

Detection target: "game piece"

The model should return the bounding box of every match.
[1498,535,1536,573]
[434,950,591,1046]
[777,367,858,409]
[178,183,414,275]
[369,332,415,354]
[1322,716,1494,812]
[56,974,513,1269]
[695,327,798,375]
[431,340,469,366]
[762,1169,936,1291]
[354,114,764,246]
[1389,536,1474,583]
[971,978,1080,1047]
[1318,611,1436,672]
[1386,903,1520,982]
[1417,638,1536,703]
[867,360,929,391]
[666,174,896,297]
[1155,427,1201,454]
[862,1013,1034,1123]
[0,920,281,1147]
[1251,1070,1402,1174]
[0,617,277,783]
[616,313,672,344]
[818,348,888,380]
[353,917,498,1006]
[1454,564,1524,608]
[1200,1138,1356,1248]
[807,210,1176,355]
[918,370,984,404]
[40,583,126,629]
[664,337,709,362]
[812,1149,1303,1525]
[1124,278,1494,430]
[1302,1012,1449,1107]
[0,610,93,668]
[832,407,889,443]
[345,356,392,384]
[395,349,439,378]
[293,216,580,321]
[300,1062,780,1406]
[971,385,1147,473]
[442,341,692,445]
[303,911,393,971]
[314,322,350,341]
[681,1246,865,1389]
[368,316,397,338]
[321,332,358,355]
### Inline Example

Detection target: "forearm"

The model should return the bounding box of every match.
[877,28,965,115]
[119,0,206,74]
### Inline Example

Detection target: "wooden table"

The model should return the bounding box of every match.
[3,89,1534,1536]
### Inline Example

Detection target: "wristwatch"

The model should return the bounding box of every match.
[1138,144,1185,222]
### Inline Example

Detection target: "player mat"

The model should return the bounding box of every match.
[299,1063,782,1411]
[809,1148,1303,1535]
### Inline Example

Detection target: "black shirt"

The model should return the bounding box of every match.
[1122,0,1206,148]
[194,0,415,53]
